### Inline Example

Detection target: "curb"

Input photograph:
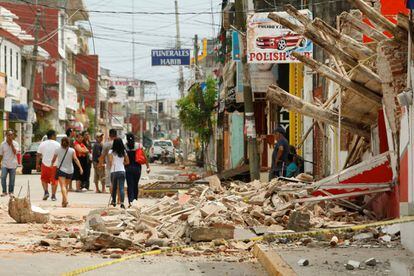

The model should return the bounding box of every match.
[252,244,296,276]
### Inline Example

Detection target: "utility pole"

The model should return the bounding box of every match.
[194,34,200,80]
[175,0,188,160]
[26,8,41,149]
[235,0,260,180]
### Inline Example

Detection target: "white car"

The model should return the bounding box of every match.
[150,139,175,163]
[41,134,67,144]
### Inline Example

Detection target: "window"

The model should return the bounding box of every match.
[4,46,7,75]
[16,52,18,80]
[10,48,12,77]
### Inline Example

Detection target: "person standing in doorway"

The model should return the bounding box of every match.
[100,129,118,196]
[73,133,89,192]
[109,138,129,208]
[92,132,105,193]
[52,137,83,207]
[269,126,289,181]
[125,133,150,207]
[0,130,19,197]
[36,130,61,201]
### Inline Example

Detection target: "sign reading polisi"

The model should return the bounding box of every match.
[151,49,191,66]
[247,10,313,64]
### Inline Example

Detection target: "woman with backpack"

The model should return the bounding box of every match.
[125,133,150,207]
[52,137,83,207]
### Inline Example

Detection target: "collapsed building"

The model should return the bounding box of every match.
[263,0,414,252]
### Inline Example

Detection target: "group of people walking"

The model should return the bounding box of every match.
[35,128,150,208]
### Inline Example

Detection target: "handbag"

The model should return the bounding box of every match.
[135,144,147,165]
[55,148,69,180]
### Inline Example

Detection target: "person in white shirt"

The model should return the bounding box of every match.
[108,138,129,209]
[52,137,83,207]
[37,130,61,201]
[0,130,19,197]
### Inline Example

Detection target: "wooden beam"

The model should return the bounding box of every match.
[339,12,388,42]
[292,52,382,105]
[397,13,409,32]
[268,12,382,85]
[285,4,374,60]
[266,85,371,138]
[348,0,407,40]
[292,188,391,204]
[312,18,375,60]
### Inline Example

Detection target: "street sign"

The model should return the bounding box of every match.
[151,49,191,66]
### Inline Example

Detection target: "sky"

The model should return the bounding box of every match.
[83,0,222,100]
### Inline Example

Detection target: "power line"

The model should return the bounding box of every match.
[16,0,350,15]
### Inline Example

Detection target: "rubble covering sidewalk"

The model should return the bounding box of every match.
[31,176,393,255]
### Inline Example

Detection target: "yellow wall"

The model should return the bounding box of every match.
[289,63,303,155]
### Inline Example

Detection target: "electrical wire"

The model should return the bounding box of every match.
[16,0,351,15]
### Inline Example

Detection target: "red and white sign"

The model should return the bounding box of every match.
[246,11,313,64]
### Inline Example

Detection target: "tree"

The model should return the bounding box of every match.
[177,77,217,164]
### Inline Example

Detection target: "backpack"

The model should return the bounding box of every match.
[135,144,147,165]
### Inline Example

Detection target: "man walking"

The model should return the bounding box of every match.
[92,132,105,193]
[37,130,61,200]
[0,130,19,197]
[269,126,289,181]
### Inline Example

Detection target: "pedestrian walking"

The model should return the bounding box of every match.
[125,133,150,207]
[269,126,289,181]
[81,131,92,190]
[0,130,19,197]
[92,132,105,193]
[66,128,76,191]
[52,137,83,207]
[100,129,118,200]
[73,132,89,192]
[108,138,129,208]
[36,130,61,201]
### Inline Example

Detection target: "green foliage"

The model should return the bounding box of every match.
[86,107,95,136]
[33,119,52,141]
[177,77,217,144]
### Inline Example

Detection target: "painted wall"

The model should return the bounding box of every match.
[76,54,98,108]
[230,112,244,168]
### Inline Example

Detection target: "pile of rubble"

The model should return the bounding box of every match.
[36,177,380,254]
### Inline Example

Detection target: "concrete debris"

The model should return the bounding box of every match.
[298,258,309,266]
[381,224,400,236]
[330,236,339,247]
[353,232,374,241]
[287,211,310,232]
[34,178,386,253]
[379,234,392,243]
[364,257,377,266]
[346,260,361,270]
[8,196,49,224]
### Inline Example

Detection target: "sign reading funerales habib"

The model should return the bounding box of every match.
[151,49,191,66]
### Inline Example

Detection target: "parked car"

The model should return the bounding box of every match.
[22,142,41,174]
[149,140,175,163]
[256,33,307,50]
[41,134,67,144]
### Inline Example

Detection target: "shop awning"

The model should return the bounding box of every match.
[9,104,28,122]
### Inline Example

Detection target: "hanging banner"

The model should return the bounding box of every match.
[232,31,241,61]
[151,49,191,66]
[236,61,244,103]
[246,10,313,63]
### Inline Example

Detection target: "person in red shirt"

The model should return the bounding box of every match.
[73,133,89,192]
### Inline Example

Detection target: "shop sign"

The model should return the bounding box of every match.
[247,10,313,63]
[151,49,191,66]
